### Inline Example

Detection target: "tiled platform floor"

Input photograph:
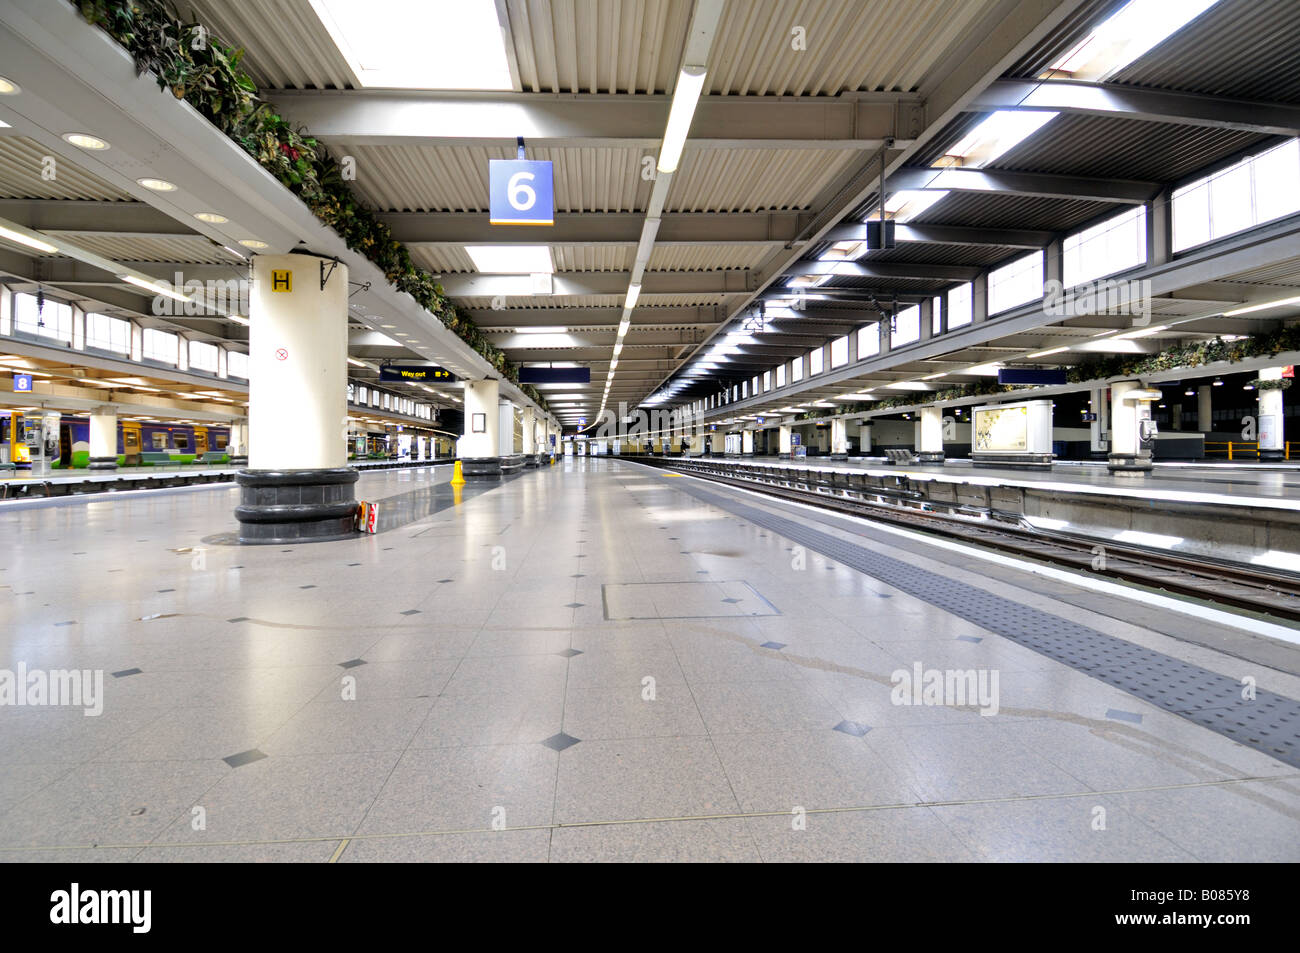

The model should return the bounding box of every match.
[1,459,1297,862]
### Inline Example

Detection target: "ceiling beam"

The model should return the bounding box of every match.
[437,269,752,297]
[465,305,727,328]
[268,89,923,150]
[889,166,1159,204]
[823,221,1052,249]
[0,199,199,236]
[381,210,813,246]
[973,79,1300,138]
[785,260,983,281]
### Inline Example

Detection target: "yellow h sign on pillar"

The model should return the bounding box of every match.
[271,270,293,292]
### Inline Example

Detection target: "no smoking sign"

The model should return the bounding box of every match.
[275,348,288,361]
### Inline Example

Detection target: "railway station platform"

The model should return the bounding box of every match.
[1,458,1296,863]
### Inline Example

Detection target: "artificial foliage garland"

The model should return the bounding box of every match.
[72,0,547,410]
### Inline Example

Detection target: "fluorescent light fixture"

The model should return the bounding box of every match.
[612,340,623,357]
[657,66,707,174]
[227,315,250,326]
[137,178,177,192]
[309,0,512,90]
[1224,294,1300,316]
[965,363,1004,376]
[62,133,109,150]
[121,274,191,303]
[921,372,948,380]
[0,223,58,254]
[884,381,932,391]
[1026,346,1070,358]
[624,283,641,310]
[465,245,553,274]
[515,326,567,334]
[347,357,366,367]
[1047,0,1222,82]
[1113,325,1166,339]
[946,110,1058,168]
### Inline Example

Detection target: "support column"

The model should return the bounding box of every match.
[1089,387,1109,460]
[229,418,249,465]
[1108,380,1153,472]
[741,430,754,455]
[778,425,792,455]
[1258,367,1286,462]
[235,252,357,543]
[522,406,539,466]
[1198,385,1213,433]
[461,378,502,476]
[830,418,848,459]
[860,421,873,454]
[917,406,945,463]
[88,406,118,470]
[498,399,516,457]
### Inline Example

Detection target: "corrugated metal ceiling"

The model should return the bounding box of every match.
[908,191,1118,232]
[667,147,858,212]
[48,233,238,265]
[0,137,131,201]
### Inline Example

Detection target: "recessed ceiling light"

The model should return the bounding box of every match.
[138,178,177,192]
[62,133,109,150]
[0,76,19,95]
[238,239,268,249]
[196,212,228,224]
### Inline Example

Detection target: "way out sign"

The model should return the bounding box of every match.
[489,159,554,225]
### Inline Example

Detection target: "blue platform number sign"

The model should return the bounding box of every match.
[489,159,554,226]
[12,373,33,393]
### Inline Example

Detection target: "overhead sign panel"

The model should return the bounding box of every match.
[518,366,590,384]
[998,368,1067,386]
[379,365,456,382]
[489,159,554,226]
[12,374,33,392]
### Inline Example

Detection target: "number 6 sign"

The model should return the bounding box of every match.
[489,159,554,226]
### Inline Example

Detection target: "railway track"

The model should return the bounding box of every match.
[634,456,1300,625]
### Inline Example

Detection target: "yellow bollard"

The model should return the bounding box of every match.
[450,459,466,486]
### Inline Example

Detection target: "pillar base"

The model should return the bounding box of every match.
[234,468,359,544]
[914,451,946,464]
[1089,450,1109,461]
[460,456,502,478]
[88,456,118,471]
[1260,449,1285,462]
[1107,453,1153,473]
[230,455,248,466]
[972,451,1053,468]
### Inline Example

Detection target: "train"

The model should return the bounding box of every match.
[1,410,230,468]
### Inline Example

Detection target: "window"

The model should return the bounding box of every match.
[857,324,880,359]
[932,296,943,335]
[189,339,219,373]
[1063,206,1146,287]
[12,293,72,343]
[948,283,973,328]
[828,335,848,368]
[85,312,130,354]
[790,358,803,383]
[809,347,824,376]
[988,251,1043,315]
[762,370,771,392]
[891,305,920,348]
[752,376,759,396]
[226,350,249,379]
[776,363,786,387]
[1173,140,1300,251]
[142,328,178,364]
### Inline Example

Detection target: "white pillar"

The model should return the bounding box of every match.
[247,254,348,471]
[917,406,945,463]
[1089,387,1109,459]
[522,407,536,455]
[1198,385,1213,433]
[779,425,792,454]
[461,379,500,460]
[89,406,117,470]
[830,418,848,456]
[742,430,754,454]
[1108,380,1152,471]
[498,399,515,457]
[228,419,248,463]
[860,422,873,453]
[1258,367,1285,461]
